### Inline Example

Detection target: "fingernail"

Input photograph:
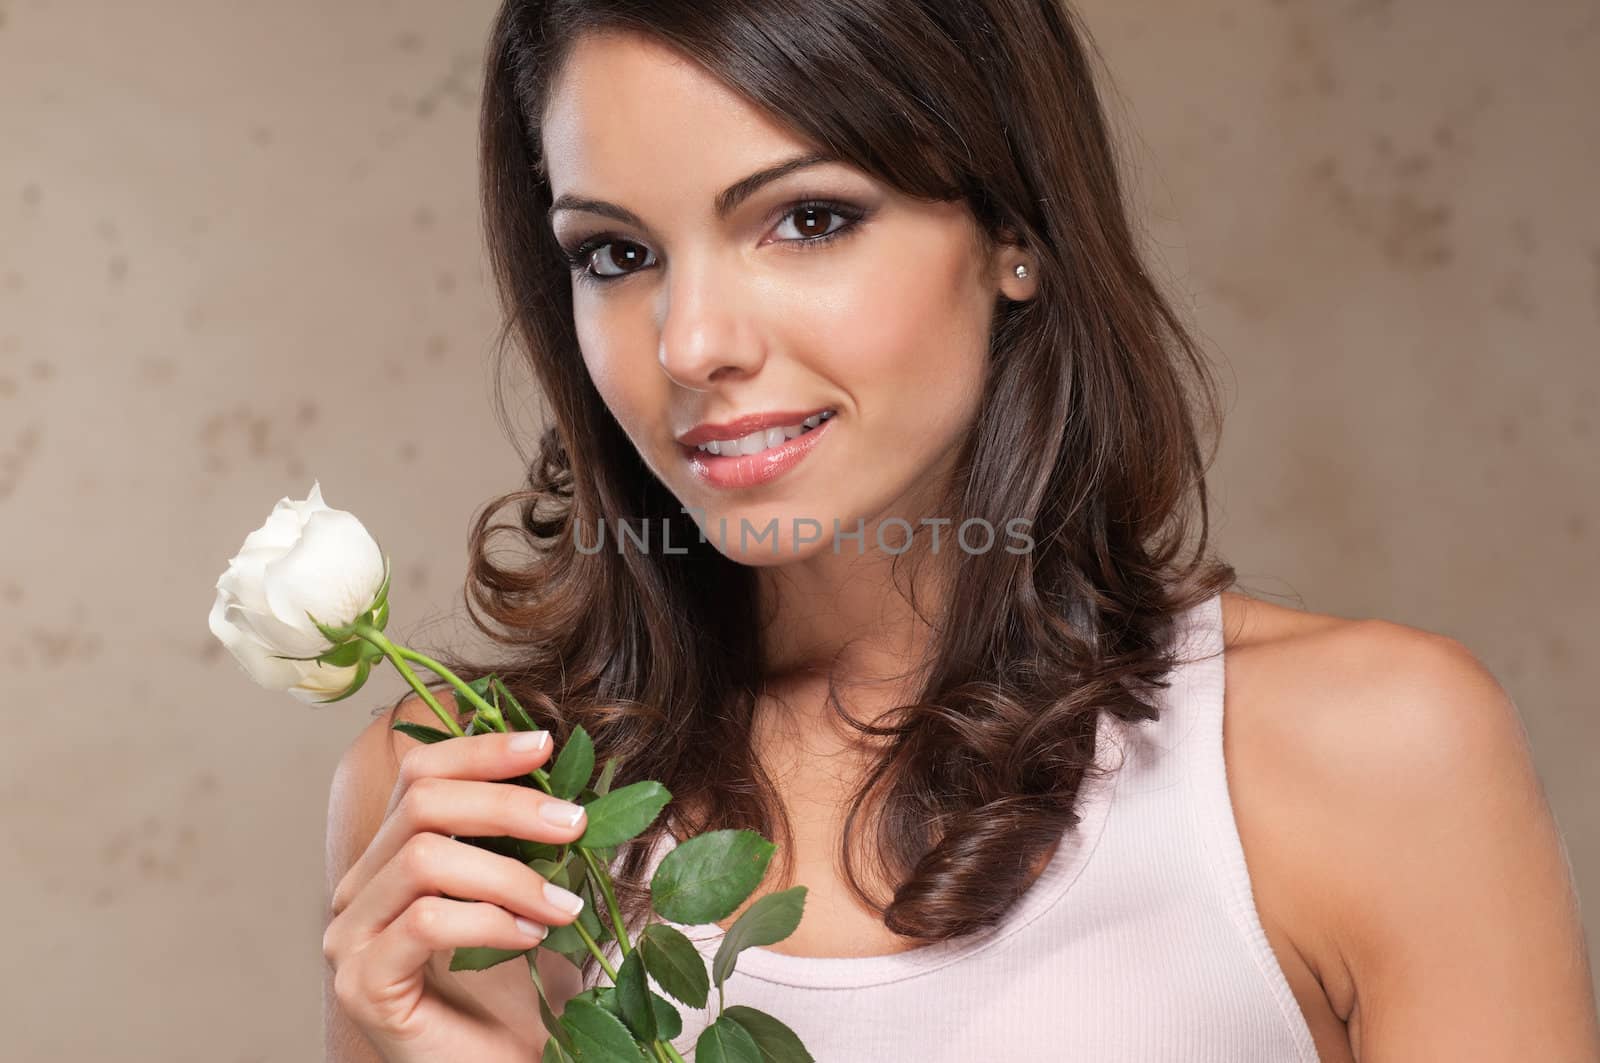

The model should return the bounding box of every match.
[539,800,585,828]
[514,916,548,941]
[508,731,549,752]
[544,881,585,916]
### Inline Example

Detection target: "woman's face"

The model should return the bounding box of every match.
[541,31,1033,565]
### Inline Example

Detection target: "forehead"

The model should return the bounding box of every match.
[540,31,816,199]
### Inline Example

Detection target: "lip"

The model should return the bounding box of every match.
[681,413,836,490]
[676,407,834,448]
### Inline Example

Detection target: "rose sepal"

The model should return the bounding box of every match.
[308,657,374,704]
[367,555,393,625]
[313,634,387,669]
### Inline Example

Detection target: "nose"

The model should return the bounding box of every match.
[656,255,765,389]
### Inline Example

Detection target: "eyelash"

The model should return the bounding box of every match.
[560,198,868,288]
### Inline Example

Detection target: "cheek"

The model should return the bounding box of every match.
[576,306,655,429]
[805,237,988,443]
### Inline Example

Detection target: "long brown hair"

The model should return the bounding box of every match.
[393,0,1236,967]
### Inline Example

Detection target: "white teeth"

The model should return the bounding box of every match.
[693,410,835,456]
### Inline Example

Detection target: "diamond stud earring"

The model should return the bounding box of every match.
[1014,263,1029,279]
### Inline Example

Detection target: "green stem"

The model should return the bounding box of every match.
[659,1042,688,1063]
[569,916,617,981]
[392,643,502,724]
[580,847,631,957]
[352,627,464,738]
[354,622,552,792]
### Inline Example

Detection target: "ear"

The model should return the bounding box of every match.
[989,227,1037,302]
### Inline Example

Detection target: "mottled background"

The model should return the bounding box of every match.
[1,0,1595,1058]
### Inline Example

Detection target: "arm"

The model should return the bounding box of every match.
[322,695,585,1061]
[1292,623,1598,1061]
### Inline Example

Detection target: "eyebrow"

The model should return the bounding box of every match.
[546,151,838,230]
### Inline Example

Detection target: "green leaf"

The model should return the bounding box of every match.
[613,948,656,1042]
[696,1015,763,1063]
[561,851,589,895]
[489,675,541,732]
[520,840,563,865]
[538,886,604,958]
[638,923,710,1008]
[583,875,615,946]
[542,1037,576,1063]
[558,999,646,1063]
[452,675,495,721]
[448,944,528,972]
[649,991,683,1041]
[649,830,775,925]
[712,887,806,989]
[550,726,596,801]
[722,1007,813,1063]
[391,720,452,745]
[571,984,681,1043]
[570,985,619,1014]
[594,757,618,796]
[527,952,576,1055]
[457,833,556,867]
[577,781,671,849]
[530,857,579,893]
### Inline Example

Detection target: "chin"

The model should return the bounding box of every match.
[686,502,850,566]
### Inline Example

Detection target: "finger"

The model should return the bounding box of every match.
[333,729,558,912]
[335,895,548,1024]
[331,832,585,956]
[385,729,556,821]
[333,770,587,917]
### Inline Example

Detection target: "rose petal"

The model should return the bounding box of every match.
[208,591,314,691]
[286,658,362,704]
[227,601,331,659]
[262,509,385,634]
[232,481,331,559]
[215,549,276,618]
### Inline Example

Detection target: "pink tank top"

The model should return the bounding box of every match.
[606,592,1321,1061]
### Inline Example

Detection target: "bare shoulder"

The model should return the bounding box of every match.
[326,694,465,866]
[1217,591,1599,1059]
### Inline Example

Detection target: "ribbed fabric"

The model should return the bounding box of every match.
[613,593,1321,1061]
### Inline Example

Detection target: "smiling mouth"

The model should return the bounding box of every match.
[689,409,836,457]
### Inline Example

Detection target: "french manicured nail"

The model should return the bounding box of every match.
[514,916,548,941]
[508,731,549,752]
[544,881,585,916]
[539,800,585,828]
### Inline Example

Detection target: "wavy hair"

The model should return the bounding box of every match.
[391,0,1237,974]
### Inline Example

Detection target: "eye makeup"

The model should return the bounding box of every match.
[558,196,872,288]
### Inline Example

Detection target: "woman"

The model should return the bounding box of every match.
[321,1,1600,1060]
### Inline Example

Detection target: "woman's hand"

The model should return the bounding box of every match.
[323,729,590,1062]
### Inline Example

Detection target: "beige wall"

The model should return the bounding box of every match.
[1,1,1594,1057]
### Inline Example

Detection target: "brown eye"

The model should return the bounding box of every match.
[795,206,832,238]
[589,240,654,277]
[776,204,848,242]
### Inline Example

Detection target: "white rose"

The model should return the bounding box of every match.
[208,481,388,704]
